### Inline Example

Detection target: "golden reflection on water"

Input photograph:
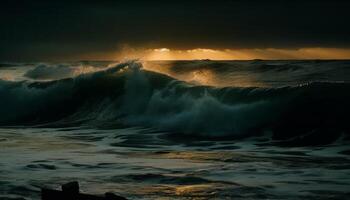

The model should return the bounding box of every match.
[143,61,266,87]
[175,184,216,196]
[127,183,237,200]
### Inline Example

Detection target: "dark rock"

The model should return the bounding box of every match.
[105,192,128,200]
[41,182,128,200]
[62,181,79,194]
[42,188,66,200]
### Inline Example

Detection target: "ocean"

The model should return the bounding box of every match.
[0,60,350,199]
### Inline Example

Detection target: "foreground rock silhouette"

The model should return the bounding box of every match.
[41,181,128,200]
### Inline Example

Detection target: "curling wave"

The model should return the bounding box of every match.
[0,61,349,145]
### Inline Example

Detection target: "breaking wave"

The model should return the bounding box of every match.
[0,61,349,145]
[24,63,103,80]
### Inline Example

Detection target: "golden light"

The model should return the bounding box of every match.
[80,46,350,61]
[112,47,350,61]
[153,48,170,52]
[142,48,239,60]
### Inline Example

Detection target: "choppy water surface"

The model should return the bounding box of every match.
[1,127,350,200]
[1,60,350,199]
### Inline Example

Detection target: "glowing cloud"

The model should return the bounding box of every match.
[111,47,350,61]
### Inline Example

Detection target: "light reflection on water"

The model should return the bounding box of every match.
[1,127,350,200]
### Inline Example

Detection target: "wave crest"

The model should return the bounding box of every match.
[1,61,349,145]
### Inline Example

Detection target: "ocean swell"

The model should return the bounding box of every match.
[0,61,349,144]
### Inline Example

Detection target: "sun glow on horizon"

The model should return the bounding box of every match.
[153,48,171,52]
[141,48,239,60]
[110,47,350,61]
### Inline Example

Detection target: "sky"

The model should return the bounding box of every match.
[1,0,350,61]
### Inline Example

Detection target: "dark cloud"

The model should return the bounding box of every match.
[1,0,350,60]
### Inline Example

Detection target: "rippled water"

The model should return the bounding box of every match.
[1,127,350,200]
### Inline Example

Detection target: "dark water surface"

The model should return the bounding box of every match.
[0,60,350,199]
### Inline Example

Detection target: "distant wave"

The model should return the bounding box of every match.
[0,62,28,67]
[0,61,349,145]
[24,63,103,80]
[144,60,350,87]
